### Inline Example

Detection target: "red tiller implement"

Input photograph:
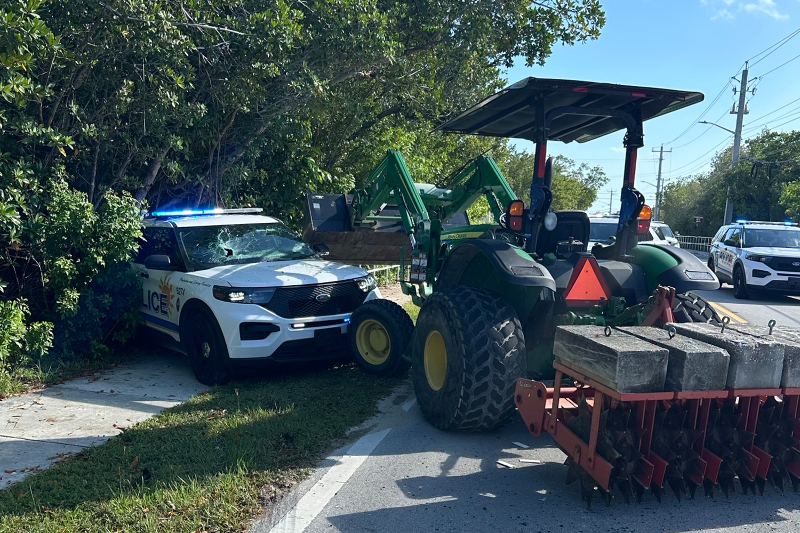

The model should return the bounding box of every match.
[516,365,800,507]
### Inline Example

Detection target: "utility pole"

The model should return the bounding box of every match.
[608,189,615,216]
[725,62,750,224]
[652,144,671,221]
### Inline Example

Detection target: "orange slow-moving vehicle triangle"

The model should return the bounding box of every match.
[564,257,610,306]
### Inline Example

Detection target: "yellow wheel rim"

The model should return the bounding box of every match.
[424,330,447,391]
[356,319,391,365]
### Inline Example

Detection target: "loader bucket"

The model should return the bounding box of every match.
[302,194,412,264]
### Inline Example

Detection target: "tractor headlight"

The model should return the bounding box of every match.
[356,275,377,293]
[745,254,772,263]
[213,286,276,304]
[544,211,558,231]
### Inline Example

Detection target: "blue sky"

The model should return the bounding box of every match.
[504,0,800,214]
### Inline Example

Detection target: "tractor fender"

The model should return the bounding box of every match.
[437,239,556,292]
[629,243,719,293]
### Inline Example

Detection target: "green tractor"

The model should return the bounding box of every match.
[303,77,720,431]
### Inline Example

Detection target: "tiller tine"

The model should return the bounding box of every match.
[633,480,646,503]
[755,476,766,496]
[703,478,716,498]
[616,478,633,504]
[651,482,663,503]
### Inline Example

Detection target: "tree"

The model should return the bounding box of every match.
[661,129,800,235]
[498,150,608,210]
[1,0,604,212]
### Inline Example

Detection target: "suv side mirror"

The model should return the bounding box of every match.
[723,239,736,247]
[144,254,177,270]
[312,243,330,257]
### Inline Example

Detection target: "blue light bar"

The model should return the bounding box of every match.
[785,220,796,226]
[149,207,263,218]
[151,208,223,217]
[735,219,748,224]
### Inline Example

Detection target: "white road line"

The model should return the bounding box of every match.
[401,398,416,412]
[268,428,391,533]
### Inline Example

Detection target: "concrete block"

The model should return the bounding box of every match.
[667,322,784,389]
[618,326,730,391]
[553,325,669,393]
[726,324,800,388]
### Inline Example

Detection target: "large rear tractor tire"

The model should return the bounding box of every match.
[412,287,525,431]
[672,291,722,325]
[348,299,413,377]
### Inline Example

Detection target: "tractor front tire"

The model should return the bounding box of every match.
[348,299,413,377]
[672,291,722,325]
[411,287,525,431]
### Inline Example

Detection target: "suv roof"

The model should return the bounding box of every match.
[723,220,799,230]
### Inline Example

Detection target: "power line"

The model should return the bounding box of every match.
[757,137,800,161]
[758,52,800,78]
[670,108,729,150]
[769,114,800,131]
[744,106,800,132]
[670,135,733,176]
[743,96,800,124]
[748,27,800,67]
[664,81,731,146]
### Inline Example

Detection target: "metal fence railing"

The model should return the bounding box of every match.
[365,265,409,286]
[676,235,712,252]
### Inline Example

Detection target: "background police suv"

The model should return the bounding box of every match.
[134,208,380,384]
[708,220,800,299]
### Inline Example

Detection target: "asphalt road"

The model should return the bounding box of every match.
[258,288,800,533]
[696,283,800,327]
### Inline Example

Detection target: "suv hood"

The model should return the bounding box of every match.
[193,260,368,287]
[744,246,800,257]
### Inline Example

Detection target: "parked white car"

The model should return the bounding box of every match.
[588,217,679,251]
[708,220,800,299]
[134,208,381,384]
[644,221,680,247]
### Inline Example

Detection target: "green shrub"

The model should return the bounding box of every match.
[48,262,142,364]
[0,299,53,385]
[1,174,142,384]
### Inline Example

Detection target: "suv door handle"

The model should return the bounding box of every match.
[140,272,149,279]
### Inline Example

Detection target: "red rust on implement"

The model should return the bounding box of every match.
[641,285,676,326]
[516,361,800,502]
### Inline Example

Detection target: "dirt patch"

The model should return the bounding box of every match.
[378,282,412,306]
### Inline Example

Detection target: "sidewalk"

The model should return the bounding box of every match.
[0,351,206,489]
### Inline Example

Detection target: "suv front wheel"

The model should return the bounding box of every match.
[184,309,231,385]
[707,257,722,288]
[733,265,750,300]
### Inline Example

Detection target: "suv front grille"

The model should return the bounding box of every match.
[261,280,367,318]
[769,257,800,272]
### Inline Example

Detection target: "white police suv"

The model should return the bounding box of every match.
[134,208,381,384]
[708,220,800,299]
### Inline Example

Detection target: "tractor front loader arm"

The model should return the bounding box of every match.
[440,155,517,222]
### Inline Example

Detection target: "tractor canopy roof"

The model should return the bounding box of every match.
[437,77,704,143]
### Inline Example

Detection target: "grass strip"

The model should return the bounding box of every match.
[0,364,400,533]
[402,302,419,324]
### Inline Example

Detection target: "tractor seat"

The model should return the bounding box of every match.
[535,210,590,257]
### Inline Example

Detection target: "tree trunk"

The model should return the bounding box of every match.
[134,145,171,205]
[88,141,101,205]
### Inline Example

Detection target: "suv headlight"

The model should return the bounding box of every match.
[745,254,772,263]
[356,275,377,293]
[213,286,276,304]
